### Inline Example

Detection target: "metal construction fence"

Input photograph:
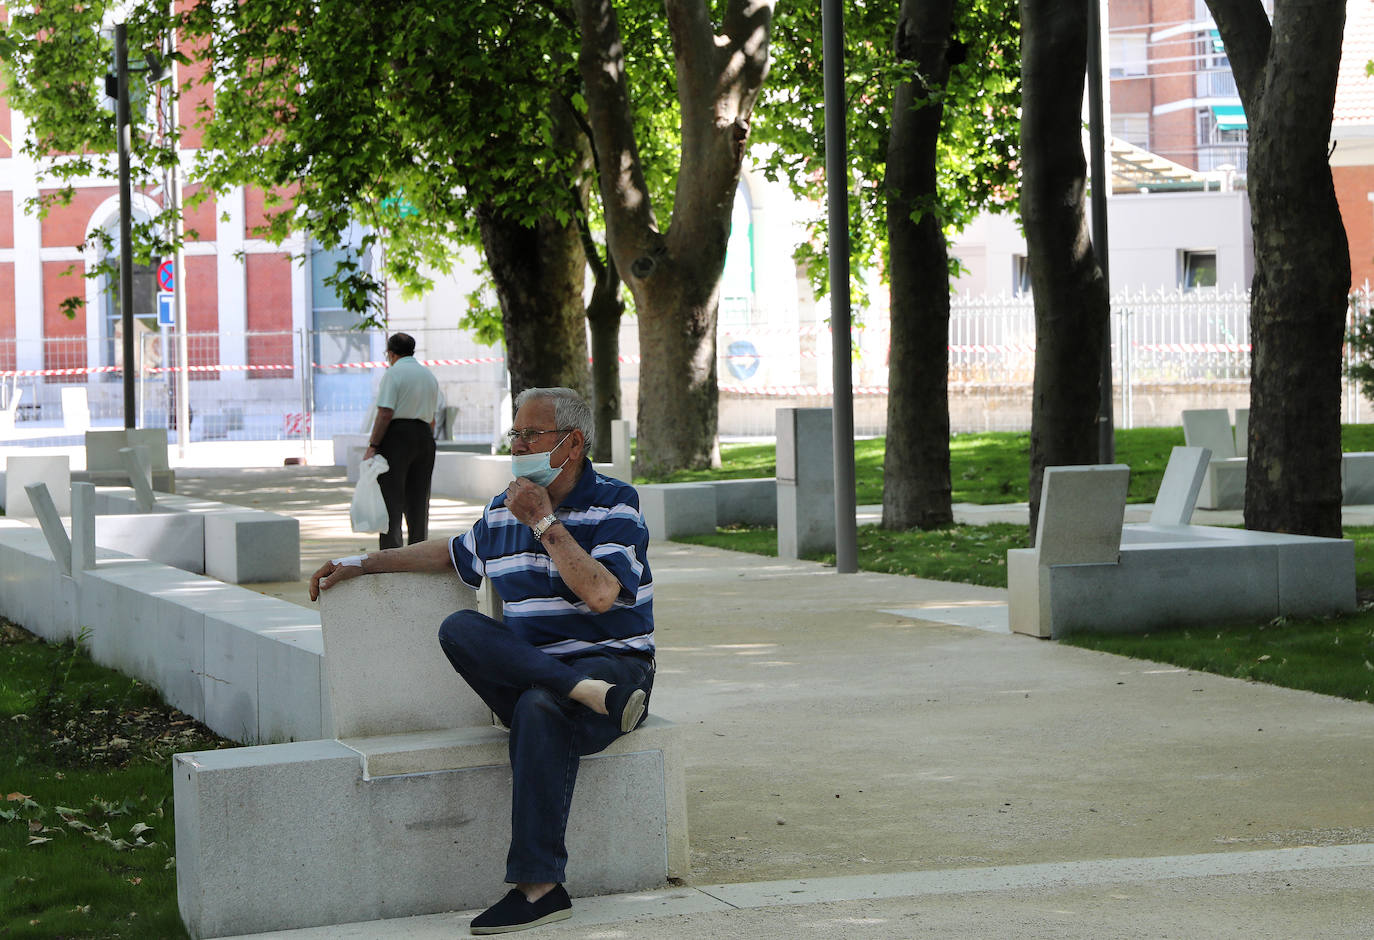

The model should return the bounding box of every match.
[2,286,1370,447]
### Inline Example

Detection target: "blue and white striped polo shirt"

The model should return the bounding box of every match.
[447,459,654,658]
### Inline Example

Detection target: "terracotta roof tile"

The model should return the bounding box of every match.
[1334,0,1374,128]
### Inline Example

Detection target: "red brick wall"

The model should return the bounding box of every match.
[246,253,293,377]
[185,253,219,378]
[39,186,121,247]
[244,185,298,239]
[183,185,216,242]
[1334,165,1374,289]
[0,192,12,249]
[42,260,86,381]
[175,0,213,151]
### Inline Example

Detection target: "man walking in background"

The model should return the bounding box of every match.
[364,332,440,549]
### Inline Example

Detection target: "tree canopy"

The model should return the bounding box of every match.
[752,0,1020,304]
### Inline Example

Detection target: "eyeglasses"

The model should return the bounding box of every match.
[505,427,572,445]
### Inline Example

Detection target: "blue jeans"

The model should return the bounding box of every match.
[437,609,655,884]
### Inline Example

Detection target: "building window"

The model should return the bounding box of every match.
[1181,250,1218,289]
[1108,32,1148,78]
[1111,114,1150,151]
[1013,255,1032,296]
[103,258,160,377]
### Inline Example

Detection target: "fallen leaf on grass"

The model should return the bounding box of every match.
[26,836,52,846]
[5,792,31,802]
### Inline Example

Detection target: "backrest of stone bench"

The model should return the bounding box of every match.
[317,572,492,738]
[1150,446,1211,525]
[1181,408,1237,459]
[86,428,170,472]
[120,447,158,511]
[1035,465,1129,566]
[5,455,70,517]
[60,386,91,431]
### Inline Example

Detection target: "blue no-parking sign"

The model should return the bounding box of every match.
[157,260,175,292]
[157,291,176,326]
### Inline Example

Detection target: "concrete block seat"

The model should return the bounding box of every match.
[3,454,71,517]
[1181,407,1246,510]
[92,486,299,583]
[1009,447,1355,639]
[637,482,718,540]
[1341,452,1374,505]
[175,572,686,939]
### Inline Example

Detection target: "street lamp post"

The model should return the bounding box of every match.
[115,22,136,429]
[822,0,858,574]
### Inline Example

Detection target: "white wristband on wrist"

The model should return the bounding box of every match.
[331,554,367,568]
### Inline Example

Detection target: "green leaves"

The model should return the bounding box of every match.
[752,0,1021,299]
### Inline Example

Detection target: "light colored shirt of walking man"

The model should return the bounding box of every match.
[365,333,440,549]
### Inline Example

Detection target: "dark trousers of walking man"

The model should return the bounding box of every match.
[377,418,436,549]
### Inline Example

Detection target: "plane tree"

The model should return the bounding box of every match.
[1018,0,1110,536]
[1206,0,1350,536]
[751,0,1020,528]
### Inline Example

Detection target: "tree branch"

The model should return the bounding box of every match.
[1204,0,1271,111]
[573,0,662,283]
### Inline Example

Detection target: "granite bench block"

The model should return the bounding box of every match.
[1341,452,1374,505]
[203,511,300,583]
[3,455,71,518]
[95,512,206,574]
[431,452,512,501]
[175,718,682,938]
[255,624,326,744]
[80,561,190,688]
[0,526,80,643]
[712,477,777,526]
[637,483,717,541]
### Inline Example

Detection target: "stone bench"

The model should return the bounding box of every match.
[2,454,71,517]
[174,571,686,938]
[93,465,299,583]
[1341,452,1374,505]
[1181,407,1246,510]
[84,428,177,493]
[1184,407,1374,508]
[0,486,329,744]
[1008,446,1355,638]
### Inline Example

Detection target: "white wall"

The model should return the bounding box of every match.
[950,189,1253,294]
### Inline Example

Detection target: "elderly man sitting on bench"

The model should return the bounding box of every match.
[311,386,655,935]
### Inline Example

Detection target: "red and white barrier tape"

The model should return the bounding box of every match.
[719,385,889,397]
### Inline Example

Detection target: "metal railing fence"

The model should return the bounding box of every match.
[2,286,1370,446]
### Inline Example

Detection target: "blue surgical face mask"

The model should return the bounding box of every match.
[511,432,571,487]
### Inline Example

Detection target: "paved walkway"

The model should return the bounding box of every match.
[164,466,1374,938]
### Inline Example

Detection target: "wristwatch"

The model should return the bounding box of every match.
[531,513,559,541]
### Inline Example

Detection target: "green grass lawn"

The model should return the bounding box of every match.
[0,621,232,938]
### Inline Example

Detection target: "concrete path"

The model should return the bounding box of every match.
[167,467,1374,939]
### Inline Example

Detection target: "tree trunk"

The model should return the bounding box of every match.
[1019,0,1109,541]
[882,0,955,531]
[575,0,773,477]
[586,251,624,462]
[476,93,592,412]
[476,203,590,407]
[1208,0,1348,537]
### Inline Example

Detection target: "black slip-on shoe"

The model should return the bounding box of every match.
[470,885,572,935]
[605,684,647,733]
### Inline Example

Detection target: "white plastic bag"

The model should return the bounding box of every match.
[350,454,390,534]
